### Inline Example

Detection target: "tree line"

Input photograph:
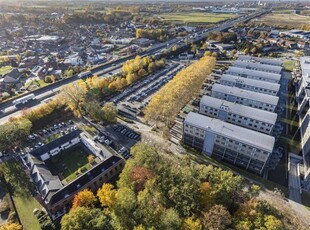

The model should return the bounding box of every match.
[136,29,169,42]
[144,54,216,127]
[207,32,237,44]
[60,143,297,230]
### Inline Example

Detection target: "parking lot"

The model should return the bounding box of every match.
[21,120,77,156]
[97,124,141,159]
[113,62,185,116]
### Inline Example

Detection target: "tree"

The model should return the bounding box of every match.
[0,118,32,151]
[72,189,97,209]
[88,155,95,164]
[249,184,260,199]
[61,207,112,230]
[181,217,202,230]
[264,215,284,230]
[0,223,23,230]
[45,75,56,83]
[97,183,117,209]
[60,80,88,118]
[202,205,231,230]
[101,102,118,123]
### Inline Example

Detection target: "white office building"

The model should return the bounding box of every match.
[227,66,281,83]
[238,55,283,66]
[211,84,279,112]
[233,60,282,74]
[183,112,275,174]
[199,96,277,134]
[220,74,280,96]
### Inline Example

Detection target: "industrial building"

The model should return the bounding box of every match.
[227,66,281,83]
[199,95,277,134]
[220,74,280,96]
[183,112,275,174]
[211,84,279,112]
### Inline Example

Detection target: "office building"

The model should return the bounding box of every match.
[227,66,281,83]
[211,84,279,112]
[233,60,282,74]
[183,112,275,174]
[220,74,280,96]
[199,95,277,134]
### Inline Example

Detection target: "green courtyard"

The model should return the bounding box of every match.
[46,148,91,183]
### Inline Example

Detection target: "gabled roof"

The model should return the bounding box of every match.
[6,68,23,79]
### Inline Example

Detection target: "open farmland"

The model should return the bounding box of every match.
[252,12,310,27]
[158,12,236,25]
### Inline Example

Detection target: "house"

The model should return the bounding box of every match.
[0,68,25,92]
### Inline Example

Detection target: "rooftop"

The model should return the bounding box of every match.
[227,66,281,82]
[212,84,279,106]
[185,112,275,152]
[200,95,277,124]
[220,74,280,92]
[233,60,282,74]
[238,55,282,66]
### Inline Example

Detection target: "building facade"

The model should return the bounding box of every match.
[227,66,281,83]
[220,74,280,96]
[211,84,279,112]
[199,95,277,134]
[183,112,275,174]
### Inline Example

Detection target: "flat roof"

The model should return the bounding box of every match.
[185,112,275,152]
[200,95,277,124]
[212,84,279,106]
[300,57,310,82]
[233,60,282,74]
[227,66,281,82]
[238,55,282,66]
[220,74,280,92]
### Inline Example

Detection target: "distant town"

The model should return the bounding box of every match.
[0,1,310,230]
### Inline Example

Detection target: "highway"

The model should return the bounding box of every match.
[0,9,268,125]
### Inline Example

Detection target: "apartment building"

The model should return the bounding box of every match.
[220,74,280,96]
[238,55,283,66]
[233,60,282,74]
[227,66,281,83]
[183,112,275,174]
[199,95,277,134]
[294,56,310,191]
[211,84,279,112]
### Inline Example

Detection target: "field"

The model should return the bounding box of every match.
[158,12,236,25]
[46,148,91,183]
[0,161,41,230]
[0,66,12,76]
[252,12,310,27]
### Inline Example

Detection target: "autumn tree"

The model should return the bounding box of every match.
[0,222,23,230]
[101,102,118,123]
[181,217,202,230]
[72,189,97,209]
[202,205,232,229]
[97,183,117,209]
[60,80,88,118]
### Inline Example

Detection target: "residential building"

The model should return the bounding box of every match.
[220,74,280,96]
[233,60,282,74]
[24,130,124,219]
[211,84,279,112]
[183,112,275,174]
[199,95,277,134]
[238,55,282,66]
[227,66,281,83]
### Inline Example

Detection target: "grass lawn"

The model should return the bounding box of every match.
[283,61,295,72]
[159,12,236,24]
[0,66,12,76]
[79,124,97,135]
[0,161,41,230]
[46,148,91,183]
